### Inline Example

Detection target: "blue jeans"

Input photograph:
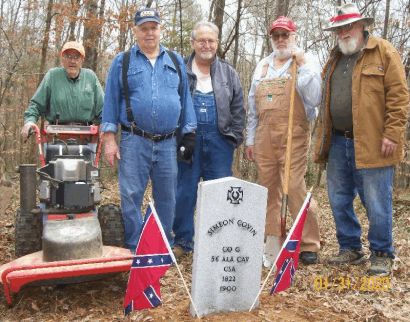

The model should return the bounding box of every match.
[327,134,394,257]
[173,91,234,251]
[119,131,177,250]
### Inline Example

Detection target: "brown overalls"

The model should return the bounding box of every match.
[254,63,320,252]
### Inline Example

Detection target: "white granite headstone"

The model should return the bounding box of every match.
[190,177,268,317]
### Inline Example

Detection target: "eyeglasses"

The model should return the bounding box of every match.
[194,38,218,46]
[271,32,292,41]
[63,53,81,61]
[334,23,355,34]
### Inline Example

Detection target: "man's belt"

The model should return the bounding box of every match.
[121,125,176,142]
[333,129,354,139]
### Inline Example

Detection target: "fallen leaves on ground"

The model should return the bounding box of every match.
[0,182,408,321]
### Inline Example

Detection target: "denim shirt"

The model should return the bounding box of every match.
[101,44,196,135]
[246,50,322,146]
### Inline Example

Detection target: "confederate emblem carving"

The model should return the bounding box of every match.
[227,186,243,204]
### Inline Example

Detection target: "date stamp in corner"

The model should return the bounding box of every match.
[312,275,392,292]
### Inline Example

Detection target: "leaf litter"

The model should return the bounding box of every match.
[0,182,408,321]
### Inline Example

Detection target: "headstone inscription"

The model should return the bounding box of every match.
[190,177,268,317]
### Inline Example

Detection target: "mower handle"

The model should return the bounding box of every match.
[28,123,46,167]
[28,124,103,168]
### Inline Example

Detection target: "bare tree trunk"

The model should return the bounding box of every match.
[303,0,311,51]
[97,0,105,71]
[178,0,183,55]
[39,0,54,85]
[169,1,178,50]
[212,0,225,57]
[11,0,22,30]
[69,0,81,41]
[275,0,289,18]
[83,0,101,70]
[382,0,390,39]
[232,0,242,68]
[118,1,128,51]
[0,0,3,27]
[264,1,272,57]
[209,0,215,21]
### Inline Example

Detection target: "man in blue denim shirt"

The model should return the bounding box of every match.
[172,21,245,258]
[101,7,196,251]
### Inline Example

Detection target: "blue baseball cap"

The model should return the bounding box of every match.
[134,8,160,25]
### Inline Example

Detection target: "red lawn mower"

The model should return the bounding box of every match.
[0,124,133,305]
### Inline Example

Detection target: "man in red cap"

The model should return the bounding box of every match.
[315,3,409,276]
[245,16,322,266]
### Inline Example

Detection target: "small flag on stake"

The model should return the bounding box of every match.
[124,204,172,315]
[270,193,311,294]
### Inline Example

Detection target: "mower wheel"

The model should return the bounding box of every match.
[98,204,124,247]
[15,208,42,257]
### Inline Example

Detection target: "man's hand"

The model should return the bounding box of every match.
[293,49,305,67]
[245,146,254,162]
[178,132,196,161]
[381,137,397,158]
[21,121,36,140]
[103,132,120,166]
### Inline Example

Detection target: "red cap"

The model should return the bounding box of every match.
[269,16,297,34]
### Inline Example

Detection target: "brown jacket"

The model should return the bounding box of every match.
[315,35,409,169]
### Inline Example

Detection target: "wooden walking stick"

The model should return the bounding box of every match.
[280,56,298,239]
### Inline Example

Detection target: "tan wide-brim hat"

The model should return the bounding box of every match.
[61,41,85,57]
[324,3,374,31]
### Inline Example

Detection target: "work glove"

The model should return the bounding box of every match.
[21,121,36,140]
[178,132,196,162]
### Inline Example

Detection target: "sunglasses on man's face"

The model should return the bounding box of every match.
[271,32,292,41]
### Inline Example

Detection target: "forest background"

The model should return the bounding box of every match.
[0,0,409,187]
[0,1,409,321]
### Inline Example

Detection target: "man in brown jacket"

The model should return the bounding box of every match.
[315,3,409,276]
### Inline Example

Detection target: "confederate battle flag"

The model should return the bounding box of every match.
[124,204,173,315]
[270,193,312,294]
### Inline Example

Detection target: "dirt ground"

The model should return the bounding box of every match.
[0,179,409,322]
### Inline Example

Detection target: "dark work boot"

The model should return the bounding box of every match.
[368,251,393,276]
[299,251,318,265]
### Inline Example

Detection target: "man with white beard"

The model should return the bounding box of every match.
[315,3,409,276]
[245,16,321,267]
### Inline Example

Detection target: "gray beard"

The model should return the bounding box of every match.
[272,42,295,60]
[197,52,214,60]
[338,37,360,55]
[275,49,292,60]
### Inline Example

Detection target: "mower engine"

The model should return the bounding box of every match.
[38,140,101,211]
[17,124,110,262]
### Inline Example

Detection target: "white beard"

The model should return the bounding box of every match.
[338,37,360,55]
[197,51,214,61]
[275,48,292,60]
[272,42,295,60]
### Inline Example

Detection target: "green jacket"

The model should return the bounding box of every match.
[24,67,104,124]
